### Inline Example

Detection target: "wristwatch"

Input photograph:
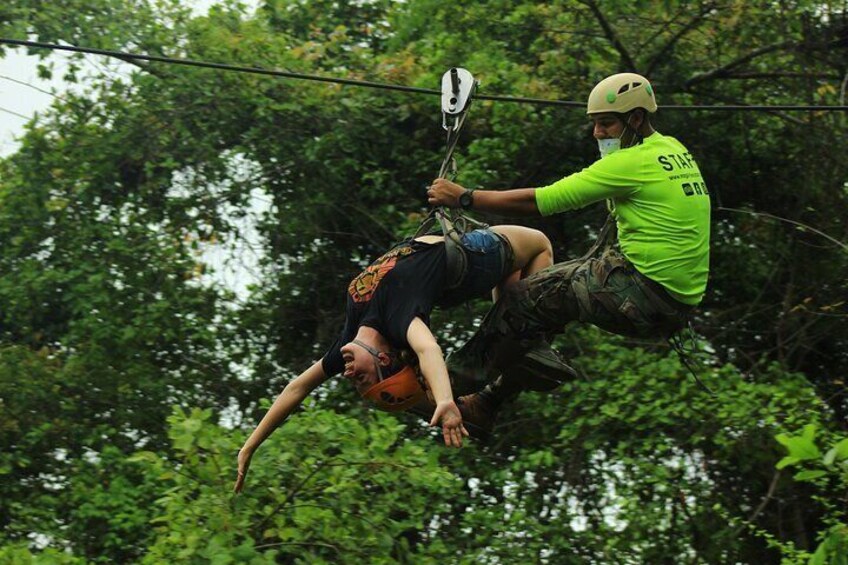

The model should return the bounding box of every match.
[458,189,476,210]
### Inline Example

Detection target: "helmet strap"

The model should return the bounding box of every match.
[352,339,392,382]
[619,111,644,147]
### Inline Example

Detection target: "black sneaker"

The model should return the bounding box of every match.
[502,343,577,392]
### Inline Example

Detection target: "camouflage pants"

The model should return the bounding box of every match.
[451,247,693,382]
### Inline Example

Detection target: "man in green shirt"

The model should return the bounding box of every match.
[427,72,711,435]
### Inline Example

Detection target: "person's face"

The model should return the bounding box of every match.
[592,111,645,145]
[340,340,388,388]
[591,112,626,140]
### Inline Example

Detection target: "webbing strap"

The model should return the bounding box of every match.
[579,213,616,261]
[412,209,439,239]
[414,89,489,290]
[410,209,466,289]
[413,210,490,290]
[439,210,468,289]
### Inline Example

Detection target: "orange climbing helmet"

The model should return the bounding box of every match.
[348,339,426,412]
[359,365,426,412]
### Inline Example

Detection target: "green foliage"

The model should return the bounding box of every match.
[136,406,462,563]
[774,425,848,565]
[437,327,834,562]
[1,0,846,561]
[0,542,85,564]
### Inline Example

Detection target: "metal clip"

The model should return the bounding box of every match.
[441,67,477,130]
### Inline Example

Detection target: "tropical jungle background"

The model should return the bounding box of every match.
[1,0,847,563]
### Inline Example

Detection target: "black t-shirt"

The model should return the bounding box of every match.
[321,240,448,376]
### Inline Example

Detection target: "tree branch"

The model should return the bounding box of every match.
[581,0,638,72]
[646,2,718,77]
[685,40,796,87]
[686,37,846,87]
[712,72,842,80]
[732,470,782,537]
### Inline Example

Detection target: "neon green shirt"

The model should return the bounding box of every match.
[535,132,710,305]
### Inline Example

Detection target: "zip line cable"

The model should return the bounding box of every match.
[2,39,846,251]
[0,38,442,96]
[3,38,848,112]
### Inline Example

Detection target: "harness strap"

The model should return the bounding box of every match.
[630,271,684,319]
[412,209,439,239]
[670,328,715,396]
[579,213,616,261]
[559,213,614,319]
[438,209,468,289]
[413,207,489,290]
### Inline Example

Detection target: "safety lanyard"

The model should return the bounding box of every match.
[415,68,488,242]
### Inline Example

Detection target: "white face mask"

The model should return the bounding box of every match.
[597,114,639,159]
[597,137,621,159]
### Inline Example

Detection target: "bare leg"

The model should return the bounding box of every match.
[447,226,564,406]
[490,225,553,302]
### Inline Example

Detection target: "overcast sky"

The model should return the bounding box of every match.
[0,1,265,297]
[0,0,245,157]
[0,48,61,156]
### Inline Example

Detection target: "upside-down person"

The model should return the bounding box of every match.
[234,224,568,492]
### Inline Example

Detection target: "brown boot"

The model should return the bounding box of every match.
[456,390,500,440]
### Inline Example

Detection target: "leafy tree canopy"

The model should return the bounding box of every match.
[1,0,846,561]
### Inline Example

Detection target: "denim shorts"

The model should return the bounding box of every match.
[442,228,514,304]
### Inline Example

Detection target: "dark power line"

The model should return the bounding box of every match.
[0,106,30,119]
[2,38,848,112]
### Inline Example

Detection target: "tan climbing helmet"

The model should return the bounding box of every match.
[586,73,658,115]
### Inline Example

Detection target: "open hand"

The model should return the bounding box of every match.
[430,400,469,448]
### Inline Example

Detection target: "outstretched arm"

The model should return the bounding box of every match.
[427,178,541,216]
[406,317,468,447]
[234,360,329,493]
